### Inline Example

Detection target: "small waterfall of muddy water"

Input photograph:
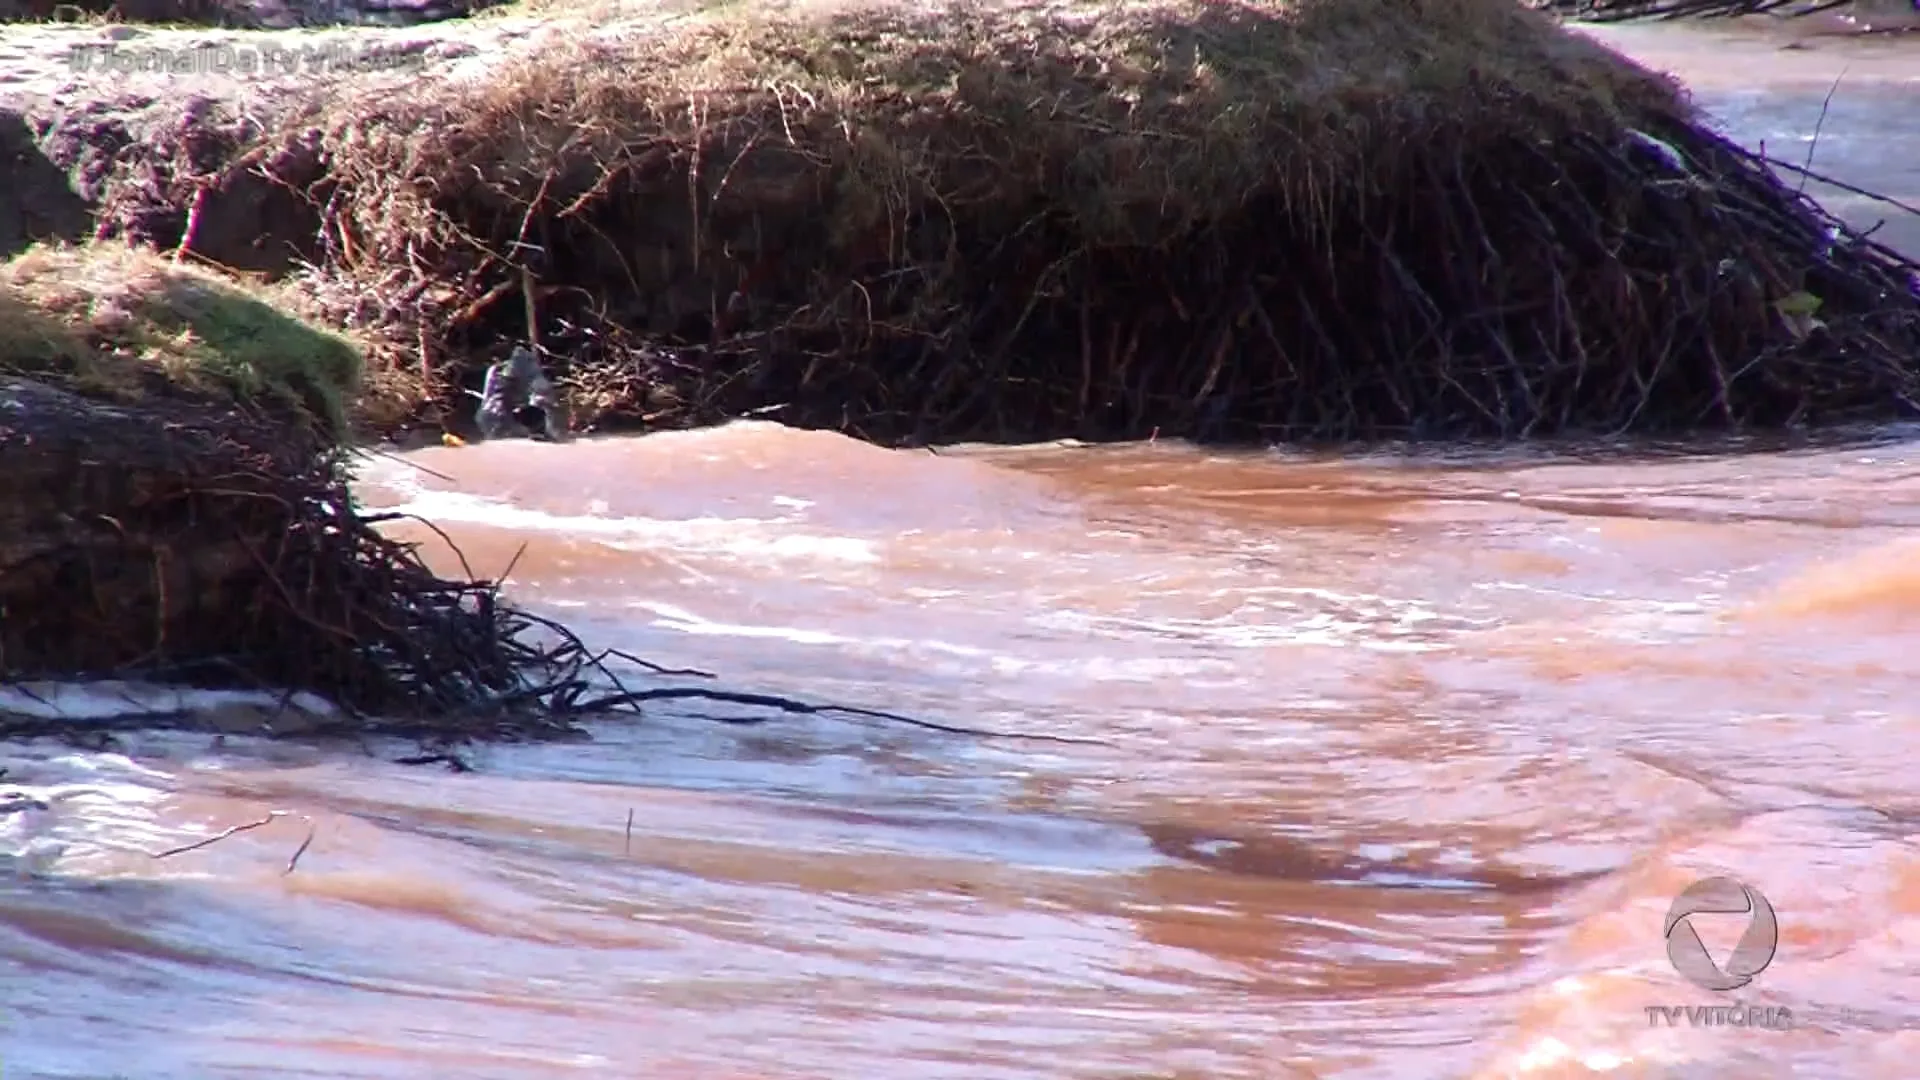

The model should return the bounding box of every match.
[4,23,1919,1080]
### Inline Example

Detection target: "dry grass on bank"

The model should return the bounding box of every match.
[278,0,1920,443]
[335,0,1686,252]
[0,243,364,440]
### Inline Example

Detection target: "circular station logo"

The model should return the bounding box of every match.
[1664,876,1779,991]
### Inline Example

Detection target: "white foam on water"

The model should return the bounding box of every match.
[0,681,336,721]
[0,684,342,877]
[630,599,996,660]
[0,748,184,879]
[385,486,883,566]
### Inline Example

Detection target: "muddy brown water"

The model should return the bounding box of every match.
[3,24,1920,1080]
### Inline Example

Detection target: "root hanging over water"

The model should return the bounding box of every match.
[0,384,983,748]
[0,372,638,741]
[264,0,1920,447]
[0,370,1028,746]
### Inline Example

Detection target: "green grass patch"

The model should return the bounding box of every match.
[0,243,362,441]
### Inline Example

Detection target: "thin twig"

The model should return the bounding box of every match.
[358,446,457,484]
[286,820,316,875]
[151,810,313,875]
[573,686,1109,745]
[152,812,279,858]
[1763,155,1920,219]
[603,648,716,680]
[1798,66,1846,195]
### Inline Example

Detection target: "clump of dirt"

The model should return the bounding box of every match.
[29,96,327,272]
[0,109,90,259]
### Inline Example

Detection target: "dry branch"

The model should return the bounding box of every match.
[150,809,315,875]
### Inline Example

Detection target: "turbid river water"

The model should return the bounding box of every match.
[3,21,1919,1080]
